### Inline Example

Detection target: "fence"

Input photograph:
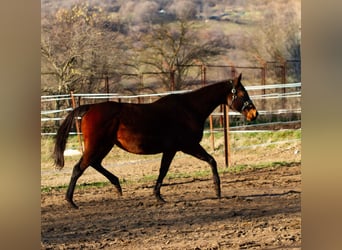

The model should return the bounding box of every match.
[41,81,301,167]
[41,61,301,167]
[41,82,301,133]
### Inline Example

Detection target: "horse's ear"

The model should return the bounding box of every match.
[238,73,242,83]
[233,73,242,87]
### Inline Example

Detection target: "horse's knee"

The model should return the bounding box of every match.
[208,156,217,168]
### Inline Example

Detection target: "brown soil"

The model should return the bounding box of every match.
[41,161,301,249]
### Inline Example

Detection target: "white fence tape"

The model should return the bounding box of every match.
[41,82,301,102]
[245,82,301,91]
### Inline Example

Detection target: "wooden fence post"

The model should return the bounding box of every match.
[223,105,231,168]
[105,75,109,102]
[70,91,83,153]
[201,64,206,87]
[209,115,215,151]
[170,69,175,91]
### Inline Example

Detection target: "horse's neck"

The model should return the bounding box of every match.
[186,81,231,120]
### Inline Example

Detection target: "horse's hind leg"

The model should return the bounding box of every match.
[154,151,176,203]
[92,162,122,196]
[182,144,221,199]
[66,158,87,209]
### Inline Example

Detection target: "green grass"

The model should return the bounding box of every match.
[41,130,301,192]
[202,129,301,150]
[41,181,110,193]
[41,129,300,168]
[41,160,300,193]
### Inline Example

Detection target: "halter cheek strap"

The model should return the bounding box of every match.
[228,85,253,111]
[228,87,237,108]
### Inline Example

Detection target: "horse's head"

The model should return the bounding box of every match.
[227,73,258,121]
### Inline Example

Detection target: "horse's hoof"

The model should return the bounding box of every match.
[156,195,166,203]
[66,199,79,209]
[216,192,221,198]
[215,188,221,199]
[116,189,123,197]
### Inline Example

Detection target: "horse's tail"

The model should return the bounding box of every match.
[53,104,91,169]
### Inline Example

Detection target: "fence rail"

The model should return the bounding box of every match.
[41,82,301,135]
[41,83,300,102]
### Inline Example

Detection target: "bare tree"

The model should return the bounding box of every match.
[242,1,301,62]
[41,3,126,94]
[134,19,227,90]
[41,5,91,94]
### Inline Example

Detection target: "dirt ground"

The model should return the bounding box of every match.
[41,155,301,249]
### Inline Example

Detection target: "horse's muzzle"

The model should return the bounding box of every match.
[245,109,258,121]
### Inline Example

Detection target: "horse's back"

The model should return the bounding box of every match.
[81,101,122,138]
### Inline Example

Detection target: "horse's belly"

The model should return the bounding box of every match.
[116,126,163,154]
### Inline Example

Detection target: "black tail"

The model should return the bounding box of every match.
[53,104,91,168]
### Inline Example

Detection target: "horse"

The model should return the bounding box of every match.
[53,73,258,209]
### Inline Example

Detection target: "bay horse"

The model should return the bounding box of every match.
[53,73,258,209]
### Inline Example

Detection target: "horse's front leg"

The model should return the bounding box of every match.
[182,144,221,199]
[207,155,221,198]
[154,151,176,202]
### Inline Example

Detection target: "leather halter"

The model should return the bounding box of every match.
[228,86,237,109]
[228,80,253,112]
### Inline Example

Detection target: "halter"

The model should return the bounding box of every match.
[228,86,237,109]
[228,80,253,112]
[241,100,253,111]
